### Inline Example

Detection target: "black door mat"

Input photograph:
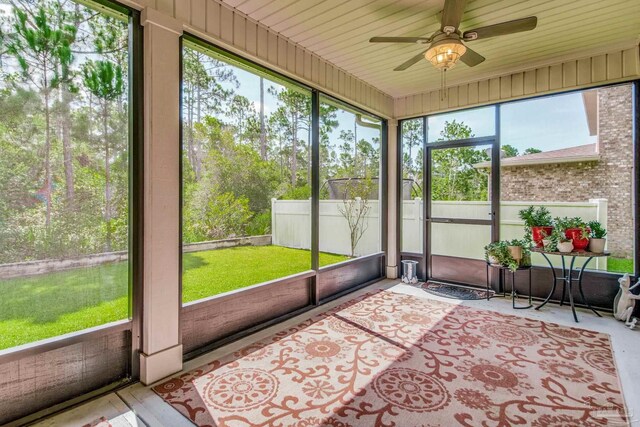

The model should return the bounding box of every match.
[421,280,493,300]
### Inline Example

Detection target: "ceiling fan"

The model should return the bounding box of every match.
[369,0,538,72]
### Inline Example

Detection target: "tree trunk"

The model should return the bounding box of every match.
[60,5,79,208]
[186,87,198,180]
[259,77,267,160]
[195,80,202,180]
[61,87,75,207]
[408,137,413,177]
[353,122,358,176]
[291,113,297,187]
[279,134,283,178]
[103,102,112,252]
[43,75,52,228]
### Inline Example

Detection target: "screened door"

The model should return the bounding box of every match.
[425,139,499,285]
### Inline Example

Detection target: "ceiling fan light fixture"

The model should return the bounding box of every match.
[425,40,466,70]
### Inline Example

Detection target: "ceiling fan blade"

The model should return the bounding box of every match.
[441,0,466,30]
[394,49,428,71]
[370,36,430,43]
[463,16,537,41]
[460,47,485,67]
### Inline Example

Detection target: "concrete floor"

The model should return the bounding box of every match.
[31,279,640,427]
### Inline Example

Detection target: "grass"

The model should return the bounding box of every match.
[182,246,347,301]
[0,262,129,351]
[0,245,349,350]
[607,257,634,274]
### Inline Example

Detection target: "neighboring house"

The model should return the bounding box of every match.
[476,85,634,257]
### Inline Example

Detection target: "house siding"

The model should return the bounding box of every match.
[124,0,394,118]
[395,47,640,119]
[500,85,634,258]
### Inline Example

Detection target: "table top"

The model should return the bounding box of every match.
[530,247,610,257]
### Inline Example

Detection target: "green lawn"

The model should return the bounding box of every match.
[607,257,634,274]
[182,246,347,301]
[0,246,348,350]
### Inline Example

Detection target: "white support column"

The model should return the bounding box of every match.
[386,119,399,279]
[139,8,183,385]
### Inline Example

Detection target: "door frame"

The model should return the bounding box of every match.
[421,110,501,281]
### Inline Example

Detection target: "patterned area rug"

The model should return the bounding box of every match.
[82,417,112,427]
[421,280,492,300]
[153,290,628,426]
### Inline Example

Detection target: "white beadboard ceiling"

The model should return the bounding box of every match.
[221,0,640,97]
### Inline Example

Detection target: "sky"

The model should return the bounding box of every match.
[427,92,596,152]
[226,59,594,159]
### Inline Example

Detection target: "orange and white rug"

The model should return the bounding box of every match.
[153,290,628,426]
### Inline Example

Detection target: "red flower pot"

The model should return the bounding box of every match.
[565,228,590,251]
[532,226,554,247]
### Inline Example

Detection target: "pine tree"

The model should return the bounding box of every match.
[7,1,77,226]
[82,59,124,251]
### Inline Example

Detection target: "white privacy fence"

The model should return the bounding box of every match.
[271,199,381,257]
[402,199,608,270]
[272,198,609,270]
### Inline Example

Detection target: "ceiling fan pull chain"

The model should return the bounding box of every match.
[440,69,448,101]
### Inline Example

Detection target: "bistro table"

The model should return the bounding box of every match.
[532,247,610,322]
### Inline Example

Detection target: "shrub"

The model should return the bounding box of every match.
[245,211,271,236]
[184,191,252,242]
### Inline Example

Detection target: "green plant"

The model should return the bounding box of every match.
[545,227,570,251]
[518,206,553,227]
[484,241,505,263]
[554,216,589,239]
[507,238,531,269]
[518,206,553,245]
[484,240,530,272]
[587,220,607,239]
[245,211,271,236]
[184,191,252,241]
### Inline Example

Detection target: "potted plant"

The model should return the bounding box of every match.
[508,238,531,267]
[551,226,574,253]
[518,206,553,247]
[587,220,607,253]
[507,239,523,264]
[555,217,590,251]
[485,240,531,272]
[484,242,503,265]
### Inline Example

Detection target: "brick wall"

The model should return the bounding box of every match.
[500,85,634,257]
